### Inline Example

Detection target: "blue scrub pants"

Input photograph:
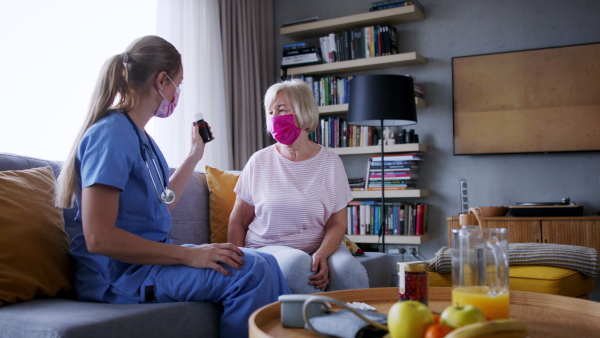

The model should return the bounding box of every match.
[147,248,290,338]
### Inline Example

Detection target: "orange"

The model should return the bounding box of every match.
[424,323,453,338]
[433,314,441,325]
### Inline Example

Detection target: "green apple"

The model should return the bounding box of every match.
[440,304,486,329]
[387,300,434,338]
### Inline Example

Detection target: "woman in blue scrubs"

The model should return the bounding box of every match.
[55,35,290,338]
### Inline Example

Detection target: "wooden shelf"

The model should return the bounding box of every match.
[330,143,427,155]
[352,189,430,199]
[346,233,430,244]
[285,52,426,76]
[318,97,427,115]
[280,5,425,40]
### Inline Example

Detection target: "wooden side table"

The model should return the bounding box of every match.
[249,287,600,337]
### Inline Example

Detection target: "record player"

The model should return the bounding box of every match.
[507,197,583,217]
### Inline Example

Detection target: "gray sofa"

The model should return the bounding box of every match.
[0,152,392,338]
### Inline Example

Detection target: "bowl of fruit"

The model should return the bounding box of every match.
[386,301,527,338]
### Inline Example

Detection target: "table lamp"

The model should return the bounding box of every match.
[347,74,417,253]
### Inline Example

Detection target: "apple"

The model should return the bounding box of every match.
[440,304,486,329]
[387,300,434,338]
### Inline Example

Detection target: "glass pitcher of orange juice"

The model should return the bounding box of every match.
[451,211,510,320]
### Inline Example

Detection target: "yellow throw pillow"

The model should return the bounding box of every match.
[0,166,74,305]
[205,165,240,243]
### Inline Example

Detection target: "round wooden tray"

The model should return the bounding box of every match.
[249,287,600,337]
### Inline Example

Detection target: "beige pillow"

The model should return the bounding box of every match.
[0,166,74,305]
[205,165,240,243]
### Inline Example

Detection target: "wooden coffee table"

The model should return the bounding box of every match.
[249,287,600,337]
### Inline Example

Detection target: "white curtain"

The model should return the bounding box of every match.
[154,0,231,170]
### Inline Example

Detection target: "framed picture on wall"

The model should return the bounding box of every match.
[452,42,600,155]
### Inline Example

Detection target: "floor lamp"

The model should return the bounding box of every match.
[347,75,417,253]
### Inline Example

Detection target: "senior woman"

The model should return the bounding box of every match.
[228,79,369,293]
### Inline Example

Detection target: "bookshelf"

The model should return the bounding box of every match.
[284,52,426,76]
[280,4,429,246]
[280,6,425,40]
[330,142,427,155]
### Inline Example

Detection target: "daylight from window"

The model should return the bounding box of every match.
[0,0,157,161]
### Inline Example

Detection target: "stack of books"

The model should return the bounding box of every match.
[369,0,424,12]
[281,42,323,68]
[413,78,424,98]
[348,177,366,191]
[346,201,428,235]
[365,153,422,191]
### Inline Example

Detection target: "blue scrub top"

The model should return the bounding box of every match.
[70,110,172,303]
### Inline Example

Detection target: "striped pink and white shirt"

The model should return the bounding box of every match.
[234,144,353,254]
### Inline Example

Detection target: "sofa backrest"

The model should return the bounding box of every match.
[0,152,211,245]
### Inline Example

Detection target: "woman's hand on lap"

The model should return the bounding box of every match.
[186,243,244,276]
[309,253,330,290]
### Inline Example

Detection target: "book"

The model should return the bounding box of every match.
[370,0,423,12]
[370,153,422,161]
[368,167,419,173]
[366,186,416,191]
[281,53,323,67]
[369,180,418,186]
[283,46,321,57]
[283,42,312,49]
[369,174,419,179]
[415,203,424,235]
[369,162,419,169]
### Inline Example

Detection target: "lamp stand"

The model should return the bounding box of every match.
[379,119,386,253]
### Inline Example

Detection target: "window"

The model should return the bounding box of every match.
[0,0,157,161]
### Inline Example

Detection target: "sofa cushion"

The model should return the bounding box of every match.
[0,166,74,305]
[205,165,239,243]
[0,298,221,338]
[428,266,595,298]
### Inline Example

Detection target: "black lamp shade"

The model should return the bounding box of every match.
[347,74,417,126]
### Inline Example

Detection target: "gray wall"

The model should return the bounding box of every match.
[273,0,600,260]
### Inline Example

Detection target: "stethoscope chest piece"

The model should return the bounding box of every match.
[161,188,175,204]
[124,112,176,205]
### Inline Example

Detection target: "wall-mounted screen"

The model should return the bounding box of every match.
[452,42,600,155]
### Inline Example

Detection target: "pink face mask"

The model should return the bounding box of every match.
[268,114,301,145]
[155,75,180,118]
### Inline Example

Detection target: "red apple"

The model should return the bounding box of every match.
[440,304,487,329]
[388,300,434,338]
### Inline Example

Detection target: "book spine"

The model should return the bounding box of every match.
[354,205,359,235]
[347,207,352,235]
[415,203,424,235]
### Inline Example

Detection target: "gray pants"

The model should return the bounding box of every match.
[257,244,369,294]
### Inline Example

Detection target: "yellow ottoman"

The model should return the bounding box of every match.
[428,266,595,298]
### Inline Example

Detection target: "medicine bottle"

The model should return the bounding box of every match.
[194,113,214,143]
[398,261,429,305]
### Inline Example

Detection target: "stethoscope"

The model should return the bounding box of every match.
[124,112,175,204]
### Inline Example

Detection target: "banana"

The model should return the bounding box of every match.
[444,319,528,338]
